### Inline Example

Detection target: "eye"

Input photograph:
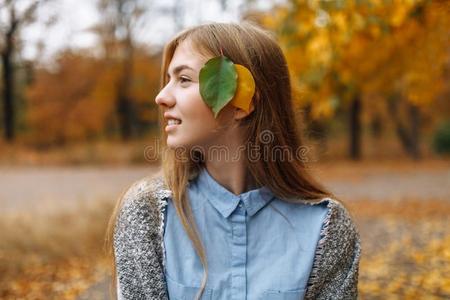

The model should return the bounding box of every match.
[179,76,191,85]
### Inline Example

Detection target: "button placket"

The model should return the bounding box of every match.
[230,197,247,299]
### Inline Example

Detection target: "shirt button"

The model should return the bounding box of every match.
[238,203,243,208]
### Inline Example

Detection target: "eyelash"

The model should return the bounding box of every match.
[179,76,190,84]
[165,75,191,86]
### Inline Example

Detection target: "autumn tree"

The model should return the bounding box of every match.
[262,0,449,160]
[26,48,161,146]
[93,0,154,141]
[0,0,42,142]
[26,51,104,146]
[332,0,449,159]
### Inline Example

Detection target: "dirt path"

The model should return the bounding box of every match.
[299,159,450,201]
[0,165,158,214]
[1,161,448,215]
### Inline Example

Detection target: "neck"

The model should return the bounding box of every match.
[202,132,256,196]
[205,160,253,196]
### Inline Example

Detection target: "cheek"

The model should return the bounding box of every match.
[172,89,222,148]
[181,89,217,128]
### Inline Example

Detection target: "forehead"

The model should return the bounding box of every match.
[168,41,210,72]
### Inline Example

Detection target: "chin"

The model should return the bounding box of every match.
[166,140,180,150]
[167,139,205,159]
[166,137,188,151]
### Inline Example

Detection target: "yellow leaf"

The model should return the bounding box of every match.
[230,64,255,113]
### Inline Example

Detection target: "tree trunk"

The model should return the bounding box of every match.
[1,27,15,142]
[116,35,134,141]
[117,92,132,141]
[387,95,421,160]
[1,2,40,142]
[349,94,362,160]
[407,103,421,159]
[370,114,383,139]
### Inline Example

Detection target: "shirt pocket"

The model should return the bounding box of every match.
[262,288,306,300]
[165,273,213,300]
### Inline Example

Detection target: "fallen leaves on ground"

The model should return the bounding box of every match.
[0,200,113,299]
[1,162,449,299]
[348,199,450,299]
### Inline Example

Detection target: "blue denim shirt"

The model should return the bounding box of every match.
[163,167,329,300]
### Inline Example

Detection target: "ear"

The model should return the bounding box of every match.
[234,91,259,120]
[234,102,255,120]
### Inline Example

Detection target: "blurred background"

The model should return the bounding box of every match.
[0,0,449,299]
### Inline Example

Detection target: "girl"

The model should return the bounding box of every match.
[107,22,361,300]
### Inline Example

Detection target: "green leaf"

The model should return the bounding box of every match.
[199,56,237,118]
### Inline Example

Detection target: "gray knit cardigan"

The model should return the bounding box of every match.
[113,176,361,300]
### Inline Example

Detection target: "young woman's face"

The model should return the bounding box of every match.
[155,40,234,151]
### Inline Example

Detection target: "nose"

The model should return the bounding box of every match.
[155,85,176,107]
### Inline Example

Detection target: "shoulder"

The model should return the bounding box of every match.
[277,196,357,235]
[121,175,171,209]
[275,196,360,257]
[114,175,171,298]
[115,175,171,229]
[291,196,359,240]
[271,197,330,229]
[121,175,170,205]
[305,197,361,299]
[315,197,359,241]
[306,197,360,261]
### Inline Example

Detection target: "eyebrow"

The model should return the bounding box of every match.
[167,65,194,77]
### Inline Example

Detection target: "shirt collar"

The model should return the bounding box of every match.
[195,167,275,218]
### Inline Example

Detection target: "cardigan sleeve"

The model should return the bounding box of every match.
[117,275,125,300]
[304,199,362,300]
[113,178,168,300]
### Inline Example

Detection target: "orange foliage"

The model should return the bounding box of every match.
[27,52,104,145]
[26,49,161,146]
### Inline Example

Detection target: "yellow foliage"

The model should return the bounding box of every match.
[390,3,410,27]
[264,0,449,121]
[230,64,256,114]
[311,98,335,119]
[306,30,332,66]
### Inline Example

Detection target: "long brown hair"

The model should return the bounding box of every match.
[106,21,337,300]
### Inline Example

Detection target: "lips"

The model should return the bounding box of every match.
[167,119,181,125]
[164,112,182,124]
[164,113,182,132]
